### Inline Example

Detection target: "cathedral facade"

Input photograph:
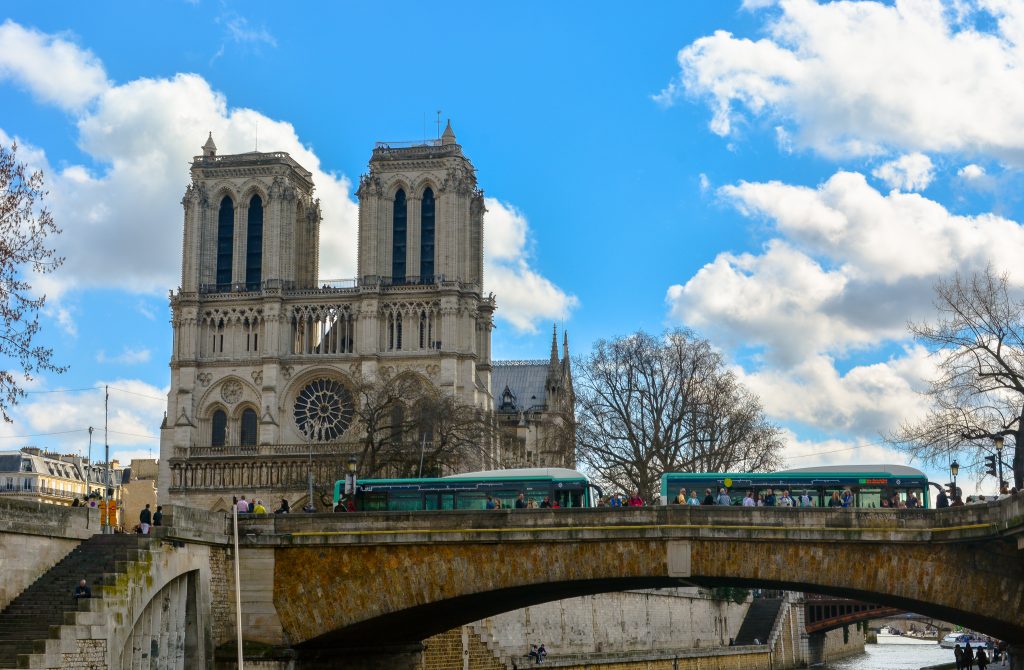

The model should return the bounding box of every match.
[158,125,574,510]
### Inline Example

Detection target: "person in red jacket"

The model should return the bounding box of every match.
[627,491,644,506]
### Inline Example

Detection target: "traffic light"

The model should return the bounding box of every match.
[984,454,998,477]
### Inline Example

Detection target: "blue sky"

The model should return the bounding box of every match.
[1,0,1021,491]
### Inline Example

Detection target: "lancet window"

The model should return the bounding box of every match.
[211,410,227,447]
[290,305,355,355]
[199,309,264,359]
[245,194,263,290]
[392,189,407,283]
[382,302,439,352]
[420,187,435,282]
[240,408,258,446]
[216,196,234,289]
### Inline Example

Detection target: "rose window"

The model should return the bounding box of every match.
[293,378,355,442]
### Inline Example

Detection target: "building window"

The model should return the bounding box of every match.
[211,410,227,447]
[245,194,263,290]
[392,189,407,283]
[420,187,435,282]
[240,408,258,446]
[216,196,234,289]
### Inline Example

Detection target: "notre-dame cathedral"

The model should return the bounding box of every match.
[158,124,574,509]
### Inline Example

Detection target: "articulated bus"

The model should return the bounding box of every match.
[661,465,933,508]
[333,467,596,511]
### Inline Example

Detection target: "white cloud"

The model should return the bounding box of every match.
[484,198,578,332]
[958,163,986,180]
[0,20,107,111]
[872,153,934,191]
[668,168,1024,442]
[664,0,1024,162]
[96,348,152,365]
[222,15,277,48]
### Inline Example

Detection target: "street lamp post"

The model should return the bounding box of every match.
[345,457,357,511]
[994,436,1005,491]
[950,460,960,500]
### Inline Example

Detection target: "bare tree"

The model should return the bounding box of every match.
[888,267,1024,489]
[0,142,66,421]
[575,329,783,500]
[351,373,499,478]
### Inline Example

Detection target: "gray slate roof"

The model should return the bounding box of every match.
[491,360,549,412]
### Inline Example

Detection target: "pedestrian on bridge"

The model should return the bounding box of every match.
[965,642,975,669]
[937,489,950,508]
[139,504,152,535]
[702,489,715,505]
[687,491,700,506]
[673,488,687,504]
[716,488,732,505]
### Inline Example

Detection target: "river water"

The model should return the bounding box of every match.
[826,640,964,669]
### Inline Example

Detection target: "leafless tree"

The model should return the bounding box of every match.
[574,329,783,500]
[351,373,499,478]
[888,267,1023,489]
[0,142,66,421]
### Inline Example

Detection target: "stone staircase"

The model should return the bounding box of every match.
[0,534,153,669]
[734,597,784,646]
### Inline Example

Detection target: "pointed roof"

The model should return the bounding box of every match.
[562,330,569,360]
[202,132,217,156]
[441,119,456,145]
[549,324,559,366]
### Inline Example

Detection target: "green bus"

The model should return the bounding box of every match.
[333,467,596,511]
[660,465,934,508]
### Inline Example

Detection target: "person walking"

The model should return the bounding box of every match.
[965,642,975,670]
[742,491,755,507]
[673,488,687,504]
[702,489,715,505]
[627,491,644,507]
[152,505,163,527]
[687,491,701,506]
[829,491,843,507]
[977,647,989,670]
[936,489,950,508]
[236,496,249,514]
[139,503,152,535]
[955,644,965,670]
[716,488,732,505]
[515,493,527,509]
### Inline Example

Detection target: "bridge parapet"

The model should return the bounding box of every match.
[154,504,231,545]
[0,497,98,539]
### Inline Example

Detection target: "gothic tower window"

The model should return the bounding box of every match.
[420,187,435,282]
[211,409,227,447]
[216,196,234,290]
[392,189,407,283]
[246,194,263,290]
[240,408,258,446]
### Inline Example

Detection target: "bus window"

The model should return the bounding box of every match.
[362,492,388,512]
[388,493,422,511]
[858,489,881,508]
[423,495,439,511]
[456,492,488,510]
[555,490,583,508]
[440,494,455,510]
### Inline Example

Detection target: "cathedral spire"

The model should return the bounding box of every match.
[549,323,559,366]
[441,119,456,146]
[202,132,217,157]
[562,330,569,361]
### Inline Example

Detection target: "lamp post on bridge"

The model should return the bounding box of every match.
[950,460,960,500]
[994,436,1006,491]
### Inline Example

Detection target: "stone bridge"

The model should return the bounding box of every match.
[3,496,1024,669]
[220,496,1024,669]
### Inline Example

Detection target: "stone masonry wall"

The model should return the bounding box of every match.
[474,589,747,657]
[209,546,236,647]
[60,639,106,670]
[0,533,80,610]
[422,627,504,670]
[823,626,865,662]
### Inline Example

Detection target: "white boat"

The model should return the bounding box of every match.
[940,633,994,649]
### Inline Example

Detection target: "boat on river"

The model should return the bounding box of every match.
[940,633,994,649]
